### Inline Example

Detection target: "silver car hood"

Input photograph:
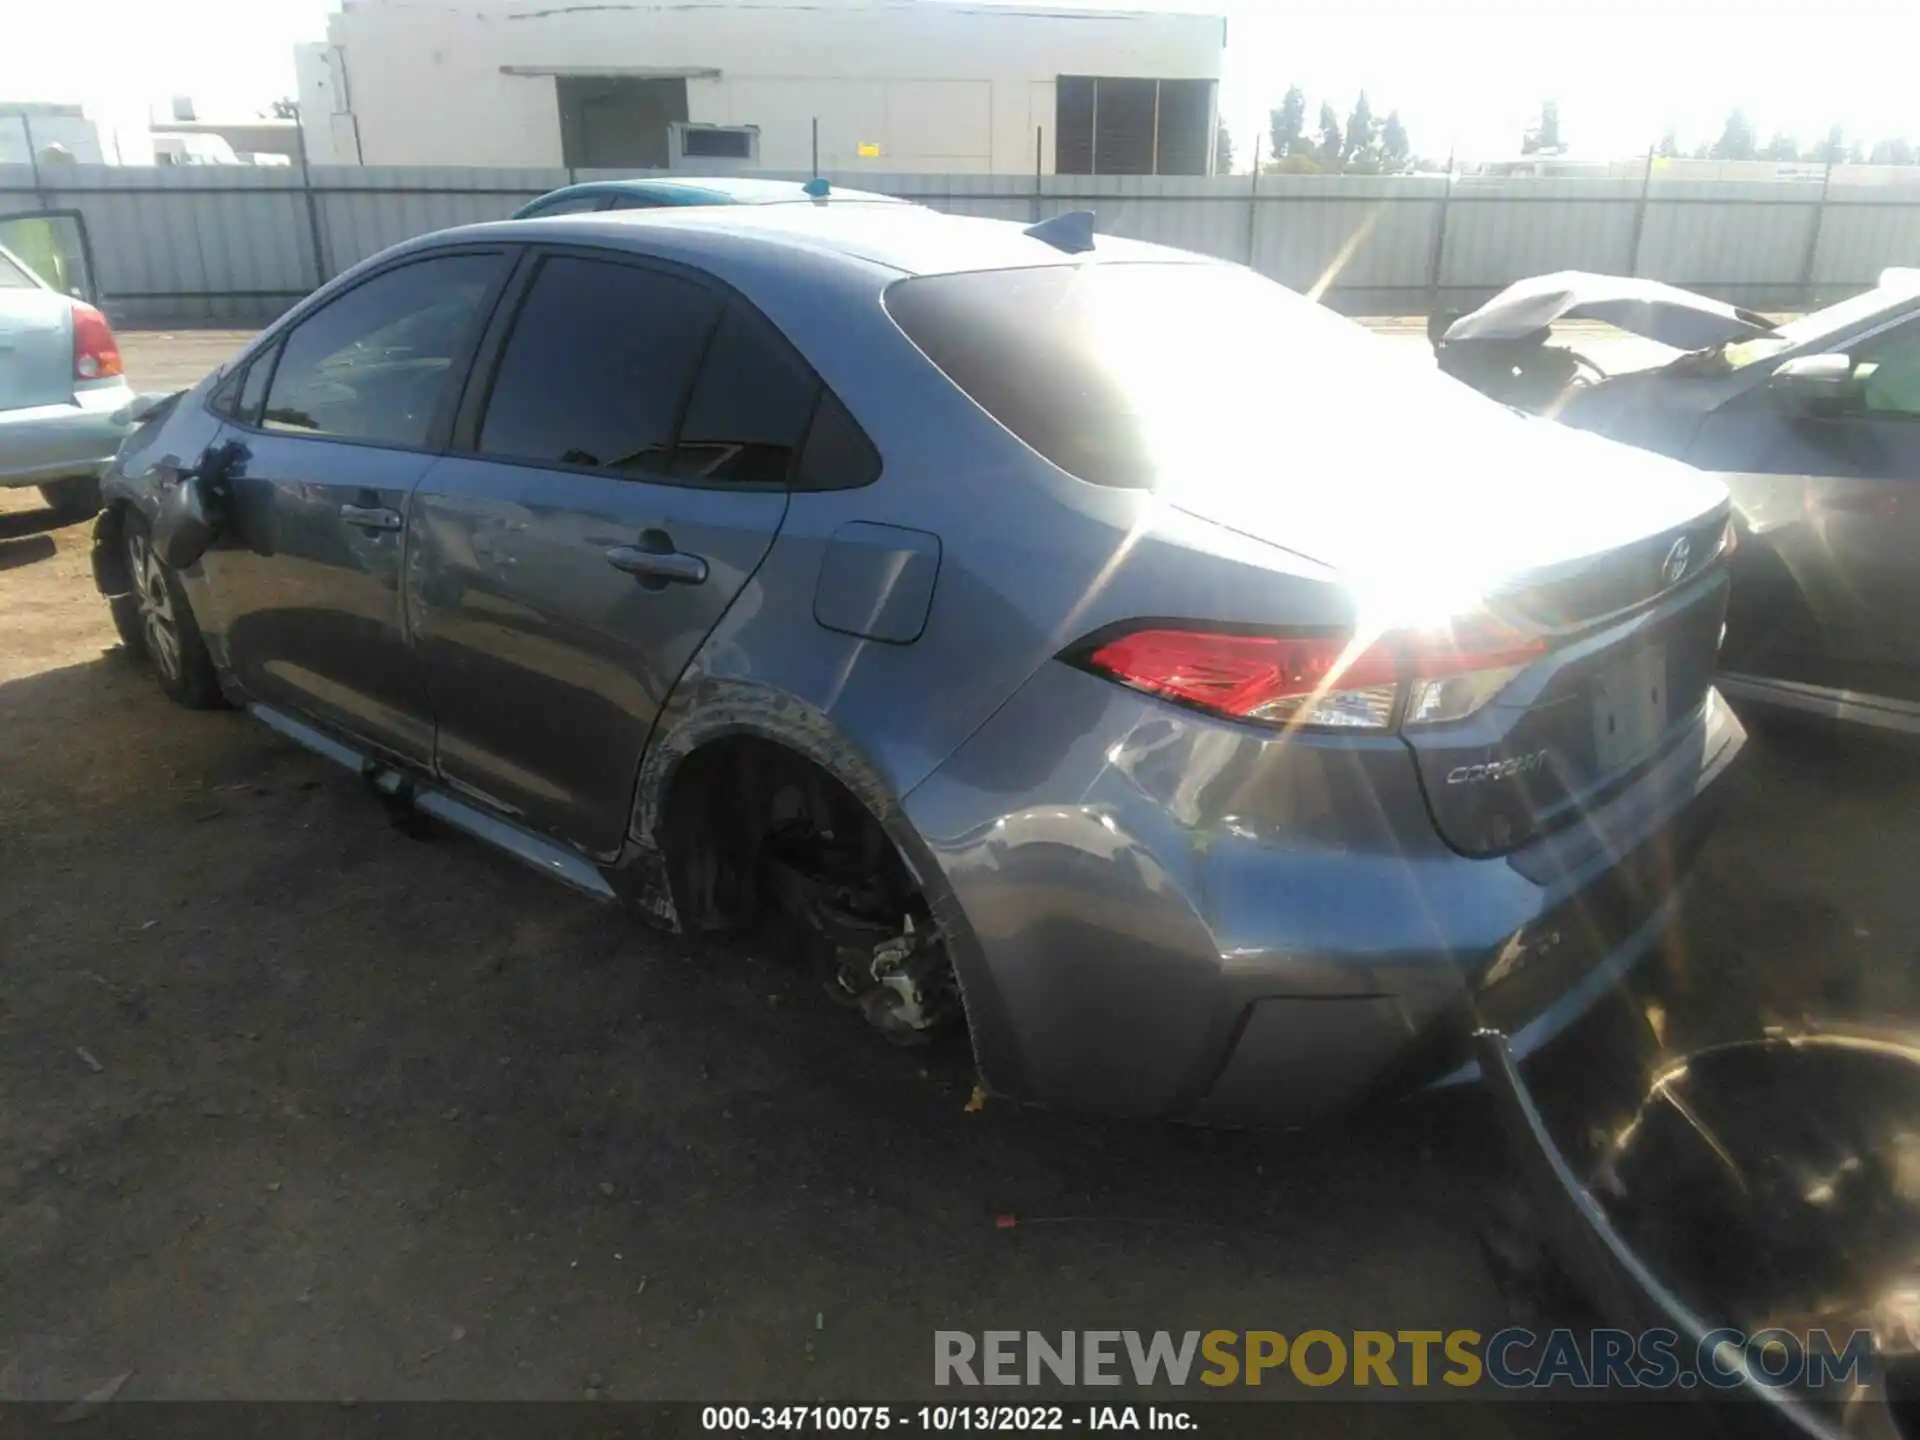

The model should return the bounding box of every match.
[1444,271,1777,351]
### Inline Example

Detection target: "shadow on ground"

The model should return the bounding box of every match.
[5,622,1917,1431]
[1,651,1527,1406]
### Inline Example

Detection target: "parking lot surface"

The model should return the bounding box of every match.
[3,332,1917,1419]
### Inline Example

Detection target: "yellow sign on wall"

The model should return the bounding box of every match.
[857,141,883,159]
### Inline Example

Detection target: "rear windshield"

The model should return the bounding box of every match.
[885,262,1430,490]
[0,248,36,289]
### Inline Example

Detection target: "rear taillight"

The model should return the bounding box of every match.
[71,303,122,381]
[1076,621,1547,733]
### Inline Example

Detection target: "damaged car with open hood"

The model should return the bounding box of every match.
[1436,270,1920,737]
[1435,267,1920,736]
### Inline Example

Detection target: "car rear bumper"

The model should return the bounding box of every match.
[904,662,1745,1125]
[0,382,133,486]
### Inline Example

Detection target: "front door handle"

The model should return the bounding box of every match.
[340,503,402,532]
[605,544,708,586]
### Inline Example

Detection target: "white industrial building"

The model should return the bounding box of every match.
[294,0,1226,176]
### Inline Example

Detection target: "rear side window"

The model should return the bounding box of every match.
[479,256,721,474]
[669,301,819,485]
[795,391,882,492]
[263,253,504,447]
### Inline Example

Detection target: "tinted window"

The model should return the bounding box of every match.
[208,366,244,418]
[1851,317,1920,418]
[795,391,881,492]
[527,194,609,217]
[263,254,502,447]
[605,194,668,211]
[669,301,818,485]
[887,263,1429,490]
[479,256,721,474]
[237,342,277,425]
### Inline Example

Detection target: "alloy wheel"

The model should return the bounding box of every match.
[127,529,182,681]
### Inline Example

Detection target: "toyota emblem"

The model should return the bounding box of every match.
[1661,536,1692,586]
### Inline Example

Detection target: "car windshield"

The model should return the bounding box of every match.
[1721,284,1915,368]
[885,261,1478,492]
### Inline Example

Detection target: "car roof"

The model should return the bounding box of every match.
[455,202,1210,281]
[518,176,910,213]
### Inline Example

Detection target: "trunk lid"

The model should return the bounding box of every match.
[1444,271,1777,351]
[0,285,76,413]
[1170,404,1732,857]
[1399,509,1731,855]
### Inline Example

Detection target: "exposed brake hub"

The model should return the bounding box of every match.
[764,826,960,1046]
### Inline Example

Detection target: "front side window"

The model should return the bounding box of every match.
[478,255,722,474]
[1854,320,1920,418]
[262,253,504,448]
[236,342,277,425]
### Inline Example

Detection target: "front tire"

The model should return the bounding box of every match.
[39,476,102,521]
[120,512,224,709]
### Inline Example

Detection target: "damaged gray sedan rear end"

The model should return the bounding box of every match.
[95,206,1742,1125]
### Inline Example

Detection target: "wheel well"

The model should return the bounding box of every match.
[95,501,133,594]
[657,734,916,934]
[654,734,965,1045]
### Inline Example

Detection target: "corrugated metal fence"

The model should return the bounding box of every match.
[4,162,1919,327]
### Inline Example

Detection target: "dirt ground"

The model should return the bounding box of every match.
[4,334,1918,1422]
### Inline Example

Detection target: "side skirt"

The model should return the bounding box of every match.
[1717,672,1920,737]
[248,702,618,903]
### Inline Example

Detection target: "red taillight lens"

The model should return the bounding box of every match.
[1084,629,1403,729]
[1078,623,1548,732]
[71,302,123,381]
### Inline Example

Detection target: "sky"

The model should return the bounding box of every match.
[1,0,1914,162]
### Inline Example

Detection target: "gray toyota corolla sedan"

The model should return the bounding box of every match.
[94,204,1745,1125]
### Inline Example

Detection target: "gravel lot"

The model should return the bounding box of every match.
[3,332,1916,1421]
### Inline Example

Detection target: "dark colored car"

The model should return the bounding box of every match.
[94,205,1742,1126]
[1440,269,1920,737]
[511,176,908,219]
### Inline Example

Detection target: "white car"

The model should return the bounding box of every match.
[0,239,133,519]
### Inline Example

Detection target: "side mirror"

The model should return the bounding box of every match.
[1770,353,1854,415]
[150,442,241,570]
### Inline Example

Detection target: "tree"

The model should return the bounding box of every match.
[1710,109,1758,161]
[1214,122,1235,174]
[265,97,299,121]
[1269,85,1307,159]
[1869,137,1917,165]
[1316,101,1343,170]
[1381,110,1410,172]
[1763,132,1800,161]
[1522,99,1563,155]
[1656,126,1679,159]
[1811,124,1848,164]
[1343,91,1378,170]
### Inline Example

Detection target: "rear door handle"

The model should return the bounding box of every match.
[605,545,708,586]
[340,503,402,532]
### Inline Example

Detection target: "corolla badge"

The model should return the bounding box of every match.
[1446,750,1549,785]
[1661,536,1692,586]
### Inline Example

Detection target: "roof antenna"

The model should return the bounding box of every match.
[1024,210,1096,254]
